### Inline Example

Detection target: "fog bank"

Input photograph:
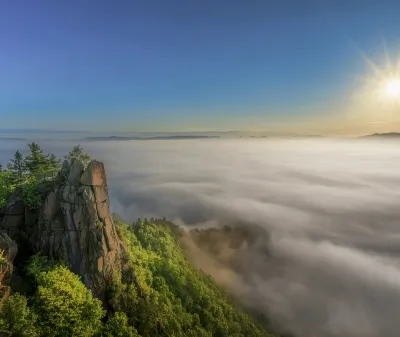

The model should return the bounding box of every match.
[2,138,400,337]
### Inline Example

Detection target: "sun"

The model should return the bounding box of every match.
[385,78,400,98]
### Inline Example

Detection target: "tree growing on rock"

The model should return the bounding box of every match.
[7,150,26,185]
[0,170,13,206]
[25,143,60,179]
[65,145,91,168]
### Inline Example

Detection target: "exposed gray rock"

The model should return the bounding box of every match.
[43,192,59,220]
[2,190,24,216]
[0,159,123,299]
[0,231,18,272]
[60,160,70,181]
[80,161,107,187]
[31,159,123,298]
[67,159,84,185]
[1,190,25,240]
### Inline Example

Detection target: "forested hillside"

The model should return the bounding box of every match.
[0,144,276,337]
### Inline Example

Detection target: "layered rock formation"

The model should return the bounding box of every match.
[0,159,124,298]
[1,190,26,244]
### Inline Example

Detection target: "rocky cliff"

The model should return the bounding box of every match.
[0,232,17,303]
[0,159,123,298]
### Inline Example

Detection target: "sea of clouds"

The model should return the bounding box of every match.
[1,137,400,337]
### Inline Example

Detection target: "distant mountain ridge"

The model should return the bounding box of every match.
[0,137,26,141]
[85,135,220,141]
[361,132,400,138]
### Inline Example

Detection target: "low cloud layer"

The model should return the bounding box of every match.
[2,138,400,337]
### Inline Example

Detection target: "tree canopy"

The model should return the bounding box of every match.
[0,143,82,207]
[0,144,276,337]
[65,145,92,168]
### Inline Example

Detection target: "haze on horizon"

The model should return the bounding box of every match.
[2,1,400,135]
[2,137,400,337]
[4,2,400,336]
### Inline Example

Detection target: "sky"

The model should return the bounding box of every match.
[2,0,400,134]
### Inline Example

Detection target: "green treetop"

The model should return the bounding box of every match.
[65,145,92,167]
[7,150,26,185]
[25,143,60,179]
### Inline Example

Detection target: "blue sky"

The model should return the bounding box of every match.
[1,0,400,133]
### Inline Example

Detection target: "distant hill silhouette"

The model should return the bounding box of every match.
[85,135,219,141]
[0,137,26,141]
[361,132,400,139]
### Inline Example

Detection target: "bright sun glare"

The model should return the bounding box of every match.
[358,50,400,107]
[385,78,400,98]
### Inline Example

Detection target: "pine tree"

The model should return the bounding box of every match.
[6,150,26,185]
[65,145,91,167]
[25,143,60,179]
[25,143,45,176]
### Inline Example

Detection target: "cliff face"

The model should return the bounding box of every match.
[1,190,27,246]
[0,159,123,298]
[0,232,17,302]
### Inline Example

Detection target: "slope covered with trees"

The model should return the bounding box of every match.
[0,144,276,337]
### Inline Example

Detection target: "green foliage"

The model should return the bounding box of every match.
[0,219,273,337]
[0,170,14,207]
[65,145,91,167]
[25,254,63,282]
[0,143,63,207]
[25,143,60,179]
[6,150,26,186]
[33,265,105,337]
[21,178,41,210]
[110,219,274,337]
[102,312,140,337]
[0,293,39,337]
[0,144,274,337]
[0,143,90,209]
[0,250,8,267]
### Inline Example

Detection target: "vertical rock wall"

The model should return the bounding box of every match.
[1,159,124,298]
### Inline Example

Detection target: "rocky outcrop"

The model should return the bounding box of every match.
[1,190,25,241]
[0,159,123,299]
[0,232,18,302]
[31,159,123,298]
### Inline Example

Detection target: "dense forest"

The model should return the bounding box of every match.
[0,144,275,337]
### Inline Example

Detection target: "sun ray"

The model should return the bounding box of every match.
[382,36,393,71]
[358,51,386,79]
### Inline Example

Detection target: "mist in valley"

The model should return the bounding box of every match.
[1,137,400,337]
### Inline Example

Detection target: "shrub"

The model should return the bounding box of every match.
[0,170,15,207]
[33,266,105,337]
[21,179,41,210]
[0,293,39,337]
[102,312,140,337]
[25,254,63,283]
